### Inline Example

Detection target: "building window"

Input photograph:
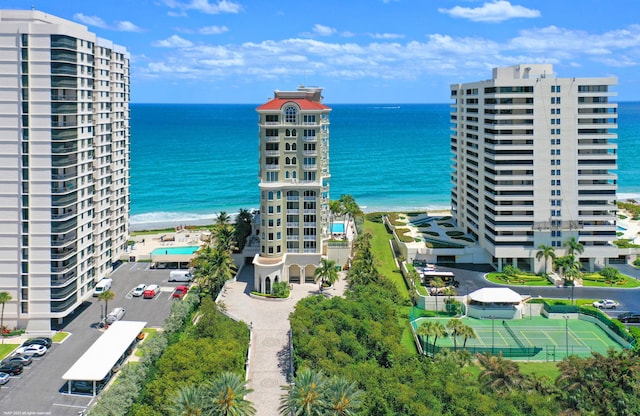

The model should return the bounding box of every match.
[285,106,297,123]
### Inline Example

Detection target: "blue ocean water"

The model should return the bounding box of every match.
[130,102,640,229]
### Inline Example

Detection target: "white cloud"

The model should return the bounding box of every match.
[439,1,540,23]
[153,35,194,48]
[73,13,108,28]
[313,24,337,37]
[199,25,229,35]
[369,33,405,39]
[73,13,142,32]
[163,0,241,15]
[115,21,143,32]
[139,24,640,84]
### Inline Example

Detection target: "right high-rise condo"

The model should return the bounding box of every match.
[450,64,618,273]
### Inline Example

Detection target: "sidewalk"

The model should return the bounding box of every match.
[219,266,347,416]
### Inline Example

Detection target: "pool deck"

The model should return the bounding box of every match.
[125,230,205,262]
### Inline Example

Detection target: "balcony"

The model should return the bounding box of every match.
[52,143,78,154]
[52,155,78,167]
[286,222,300,227]
[303,164,317,171]
[50,293,78,313]
[303,136,317,142]
[265,136,280,142]
[287,235,300,241]
[265,164,280,171]
[51,121,78,128]
[265,150,280,156]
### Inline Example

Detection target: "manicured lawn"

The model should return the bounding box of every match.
[518,361,561,380]
[486,272,554,286]
[581,274,640,288]
[364,219,410,302]
[0,344,19,359]
[53,331,70,342]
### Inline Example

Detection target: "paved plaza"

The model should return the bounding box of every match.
[219,265,348,416]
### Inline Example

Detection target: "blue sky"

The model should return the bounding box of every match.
[7,0,640,103]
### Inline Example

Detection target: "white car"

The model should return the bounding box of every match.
[0,372,9,385]
[593,299,619,309]
[132,284,147,297]
[15,344,47,357]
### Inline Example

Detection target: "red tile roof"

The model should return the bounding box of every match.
[257,98,330,111]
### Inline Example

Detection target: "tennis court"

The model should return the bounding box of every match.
[414,316,626,360]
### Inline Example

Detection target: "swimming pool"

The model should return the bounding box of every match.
[331,223,345,233]
[618,226,627,232]
[151,246,200,256]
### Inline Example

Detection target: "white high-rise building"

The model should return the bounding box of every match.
[450,64,618,273]
[253,87,331,293]
[0,10,130,333]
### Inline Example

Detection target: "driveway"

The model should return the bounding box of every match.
[219,265,347,416]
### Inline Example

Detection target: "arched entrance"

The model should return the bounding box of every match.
[289,265,301,283]
[265,276,271,294]
[304,264,316,283]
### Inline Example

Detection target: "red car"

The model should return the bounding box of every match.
[172,285,189,299]
[143,284,160,299]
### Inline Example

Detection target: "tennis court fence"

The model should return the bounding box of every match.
[502,320,527,349]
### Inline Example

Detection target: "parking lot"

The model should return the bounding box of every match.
[0,262,186,415]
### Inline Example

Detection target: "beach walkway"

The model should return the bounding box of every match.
[219,265,348,416]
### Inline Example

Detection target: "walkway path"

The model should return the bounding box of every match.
[219,265,348,416]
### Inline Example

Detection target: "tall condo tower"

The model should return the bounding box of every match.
[450,64,618,273]
[253,87,331,293]
[0,10,130,333]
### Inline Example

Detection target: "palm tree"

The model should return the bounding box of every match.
[536,244,556,274]
[476,352,524,393]
[279,368,327,416]
[564,237,584,258]
[430,277,446,314]
[459,324,477,348]
[216,211,230,227]
[0,292,12,343]
[314,258,338,288]
[167,385,207,416]
[97,289,115,324]
[416,321,435,355]
[430,322,446,355]
[206,372,256,416]
[446,319,464,350]
[324,376,364,416]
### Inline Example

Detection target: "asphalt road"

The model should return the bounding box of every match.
[442,263,640,316]
[0,262,183,415]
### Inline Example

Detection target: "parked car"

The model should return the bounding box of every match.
[105,307,126,325]
[0,372,10,385]
[169,270,193,282]
[593,299,619,309]
[7,355,32,366]
[618,311,640,323]
[22,337,52,348]
[172,285,189,299]
[0,362,23,375]
[71,377,109,394]
[143,284,160,299]
[15,344,47,357]
[131,284,147,297]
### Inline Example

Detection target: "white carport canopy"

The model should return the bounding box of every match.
[63,321,146,385]
[469,287,523,304]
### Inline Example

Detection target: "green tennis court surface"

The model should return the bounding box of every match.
[414,316,625,360]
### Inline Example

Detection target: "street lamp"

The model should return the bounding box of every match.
[562,315,569,358]
[490,315,495,354]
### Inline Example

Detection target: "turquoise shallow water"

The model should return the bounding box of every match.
[151,246,200,256]
[130,102,640,228]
